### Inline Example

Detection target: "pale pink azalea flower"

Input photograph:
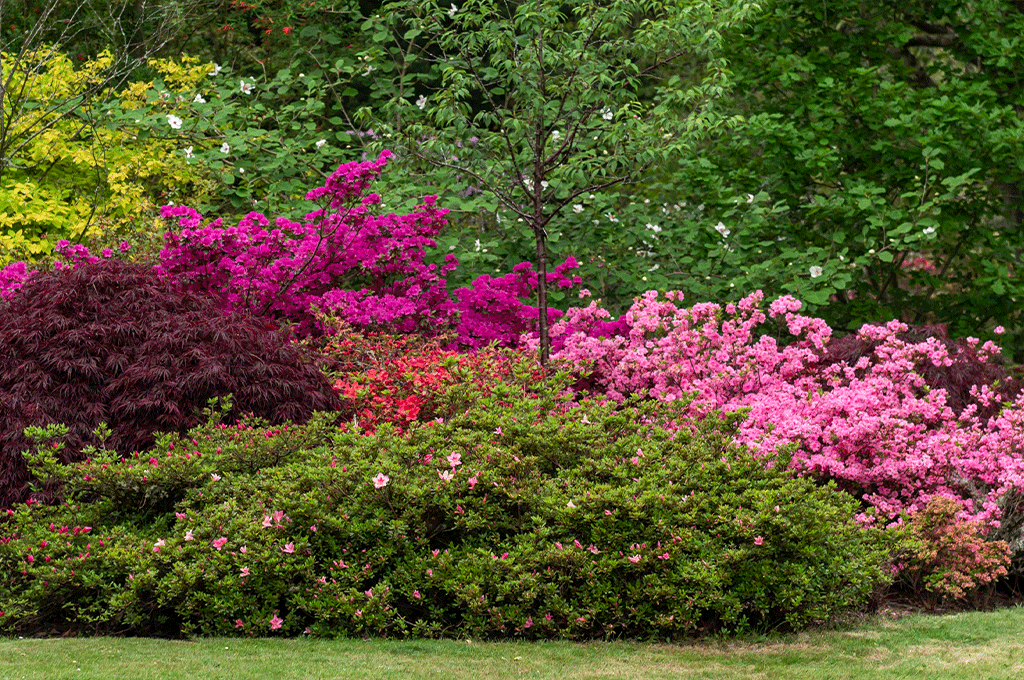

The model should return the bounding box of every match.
[269,615,283,630]
[468,475,478,489]
[754,536,764,546]
[152,539,165,553]
[184,530,194,541]
[627,555,641,563]
[240,566,249,576]
[211,473,221,481]
[447,452,461,467]
[282,543,295,554]
[373,472,390,488]
[212,537,227,551]
[438,469,453,482]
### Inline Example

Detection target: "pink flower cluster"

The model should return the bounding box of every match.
[544,290,1024,527]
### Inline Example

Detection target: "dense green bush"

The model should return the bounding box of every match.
[0,356,896,639]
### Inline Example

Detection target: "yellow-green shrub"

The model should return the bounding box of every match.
[0,51,217,264]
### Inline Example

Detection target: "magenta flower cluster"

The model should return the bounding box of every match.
[155,150,580,342]
[541,290,1024,528]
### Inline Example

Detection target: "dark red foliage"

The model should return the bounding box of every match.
[0,260,341,508]
[820,324,1023,421]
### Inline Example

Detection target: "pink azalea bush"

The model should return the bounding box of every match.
[540,290,1024,533]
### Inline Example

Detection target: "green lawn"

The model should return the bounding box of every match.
[3,607,1023,680]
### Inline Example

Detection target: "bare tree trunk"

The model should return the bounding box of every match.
[533,224,550,366]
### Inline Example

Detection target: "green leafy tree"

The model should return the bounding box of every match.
[679,0,1024,352]
[360,0,760,363]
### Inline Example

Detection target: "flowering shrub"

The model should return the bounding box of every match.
[0,355,895,638]
[322,332,527,433]
[452,258,583,350]
[899,497,1011,607]
[157,150,456,337]
[157,150,583,346]
[0,259,340,508]
[0,261,31,300]
[541,290,1024,534]
[819,323,1023,422]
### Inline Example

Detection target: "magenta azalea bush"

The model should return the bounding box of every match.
[156,150,581,344]
[540,290,1024,533]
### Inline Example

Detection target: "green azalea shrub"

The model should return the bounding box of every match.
[0,352,897,639]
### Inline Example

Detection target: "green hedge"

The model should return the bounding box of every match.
[0,367,897,639]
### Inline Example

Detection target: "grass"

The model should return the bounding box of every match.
[3,606,1024,680]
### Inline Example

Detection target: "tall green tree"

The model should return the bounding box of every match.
[680,0,1024,352]
[359,0,760,363]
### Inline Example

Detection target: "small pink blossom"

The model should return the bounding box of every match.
[270,615,283,630]
[627,554,641,563]
[282,542,295,554]
[754,536,764,546]
[235,619,244,628]
[240,567,250,576]
[438,469,453,481]
[468,475,478,489]
[447,451,462,467]
[211,473,221,481]
[413,590,421,599]
[212,537,227,551]
[184,530,194,541]
[373,472,390,488]
[152,539,165,553]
